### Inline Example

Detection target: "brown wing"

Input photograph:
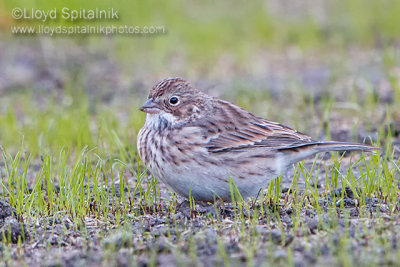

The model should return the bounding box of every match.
[194,99,313,153]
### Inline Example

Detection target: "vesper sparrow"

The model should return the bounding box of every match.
[137,78,377,202]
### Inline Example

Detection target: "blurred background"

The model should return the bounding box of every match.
[0,0,399,155]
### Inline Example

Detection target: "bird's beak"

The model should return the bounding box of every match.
[140,98,161,114]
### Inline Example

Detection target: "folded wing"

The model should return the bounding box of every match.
[193,99,313,153]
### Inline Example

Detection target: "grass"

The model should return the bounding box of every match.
[2,0,400,69]
[0,0,400,265]
[0,70,399,265]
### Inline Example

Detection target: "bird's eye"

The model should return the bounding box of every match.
[169,96,180,106]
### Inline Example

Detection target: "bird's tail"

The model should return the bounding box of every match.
[277,141,379,165]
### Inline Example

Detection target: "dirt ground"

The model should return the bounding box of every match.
[1,40,400,266]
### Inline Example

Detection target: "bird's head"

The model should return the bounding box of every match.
[140,78,209,129]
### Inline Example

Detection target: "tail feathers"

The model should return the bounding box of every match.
[278,141,378,152]
[306,141,378,153]
[277,141,379,164]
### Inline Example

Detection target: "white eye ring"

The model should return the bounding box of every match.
[169,96,180,106]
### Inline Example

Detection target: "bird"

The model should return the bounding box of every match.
[137,77,378,202]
